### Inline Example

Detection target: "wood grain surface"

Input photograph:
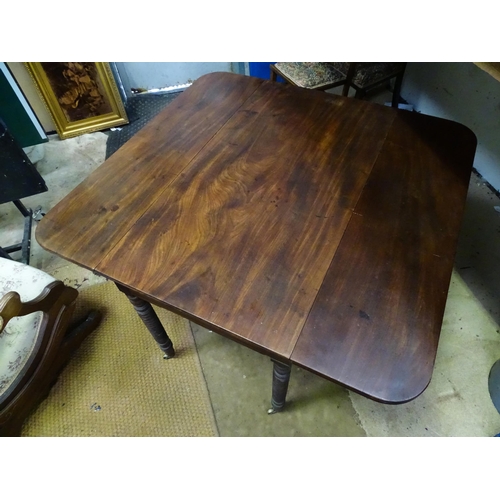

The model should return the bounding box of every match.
[291,112,477,402]
[36,73,263,270]
[36,72,477,403]
[96,79,395,357]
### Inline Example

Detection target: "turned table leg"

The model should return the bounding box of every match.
[116,283,175,359]
[268,359,292,414]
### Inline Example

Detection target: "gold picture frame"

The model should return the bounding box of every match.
[25,62,128,139]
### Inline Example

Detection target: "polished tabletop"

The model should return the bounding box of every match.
[37,72,477,404]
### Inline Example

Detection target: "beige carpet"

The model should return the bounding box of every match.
[21,282,218,437]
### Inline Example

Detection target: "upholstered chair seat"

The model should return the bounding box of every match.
[331,62,406,89]
[0,258,100,436]
[270,62,407,108]
[271,62,346,90]
[0,259,55,398]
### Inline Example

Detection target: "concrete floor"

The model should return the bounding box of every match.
[3,96,500,436]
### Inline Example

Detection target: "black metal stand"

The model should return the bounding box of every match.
[0,200,33,264]
[0,118,47,265]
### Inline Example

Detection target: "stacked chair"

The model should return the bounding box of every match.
[270,62,407,108]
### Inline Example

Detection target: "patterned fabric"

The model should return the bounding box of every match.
[274,62,345,89]
[0,259,55,397]
[331,62,405,88]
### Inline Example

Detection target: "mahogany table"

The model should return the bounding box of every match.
[36,72,477,413]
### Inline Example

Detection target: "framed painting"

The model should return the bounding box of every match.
[25,62,128,139]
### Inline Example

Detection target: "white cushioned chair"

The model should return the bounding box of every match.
[0,258,100,436]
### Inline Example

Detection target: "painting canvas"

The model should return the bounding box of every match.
[25,62,128,139]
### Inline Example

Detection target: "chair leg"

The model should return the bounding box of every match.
[341,62,358,97]
[355,89,366,100]
[0,247,13,260]
[391,73,404,108]
[270,65,291,85]
[0,416,24,437]
[56,310,102,364]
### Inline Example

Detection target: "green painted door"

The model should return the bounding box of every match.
[0,62,47,148]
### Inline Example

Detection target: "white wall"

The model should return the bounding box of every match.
[115,62,234,95]
[401,62,500,192]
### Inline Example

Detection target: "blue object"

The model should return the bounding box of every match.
[248,62,275,79]
[488,359,500,414]
[248,62,284,82]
